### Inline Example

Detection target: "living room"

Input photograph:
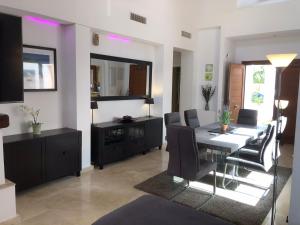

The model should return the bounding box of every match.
[0,0,299,225]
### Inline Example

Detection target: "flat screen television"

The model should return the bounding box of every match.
[90,54,152,101]
[0,13,23,103]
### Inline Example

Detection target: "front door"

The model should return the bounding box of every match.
[228,64,245,122]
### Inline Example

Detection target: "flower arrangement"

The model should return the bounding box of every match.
[201,85,216,111]
[20,105,42,135]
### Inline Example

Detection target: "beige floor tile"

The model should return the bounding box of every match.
[0,144,293,225]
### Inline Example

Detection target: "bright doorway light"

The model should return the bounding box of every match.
[244,65,276,123]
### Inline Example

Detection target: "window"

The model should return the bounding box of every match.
[237,0,289,8]
[244,65,276,123]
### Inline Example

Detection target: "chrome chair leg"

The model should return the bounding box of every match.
[213,170,216,195]
[222,163,228,188]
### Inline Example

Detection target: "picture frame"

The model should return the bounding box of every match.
[204,64,213,81]
[23,45,57,91]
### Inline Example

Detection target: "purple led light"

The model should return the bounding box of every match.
[107,34,130,43]
[25,16,60,27]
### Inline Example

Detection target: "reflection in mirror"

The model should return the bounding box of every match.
[90,54,152,101]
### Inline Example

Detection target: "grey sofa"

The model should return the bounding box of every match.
[92,195,233,225]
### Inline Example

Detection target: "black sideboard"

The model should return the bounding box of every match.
[3,128,82,192]
[92,116,163,169]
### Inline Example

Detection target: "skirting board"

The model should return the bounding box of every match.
[0,180,16,223]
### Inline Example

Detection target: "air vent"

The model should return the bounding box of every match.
[130,12,147,24]
[181,31,192,39]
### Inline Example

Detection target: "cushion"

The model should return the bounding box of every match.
[92,195,233,225]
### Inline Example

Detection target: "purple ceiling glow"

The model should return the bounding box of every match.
[25,16,60,27]
[107,34,130,43]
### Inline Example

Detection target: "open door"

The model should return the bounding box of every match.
[228,64,245,122]
[276,65,300,144]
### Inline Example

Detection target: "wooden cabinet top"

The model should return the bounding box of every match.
[92,116,163,129]
[3,128,80,144]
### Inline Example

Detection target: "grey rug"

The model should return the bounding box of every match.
[135,166,292,225]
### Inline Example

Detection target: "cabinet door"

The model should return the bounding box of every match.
[145,119,163,149]
[126,125,145,155]
[4,140,43,191]
[45,132,80,181]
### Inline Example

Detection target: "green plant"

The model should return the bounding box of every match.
[219,109,231,125]
[19,105,40,125]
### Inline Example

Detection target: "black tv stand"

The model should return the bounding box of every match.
[91,116,163,169]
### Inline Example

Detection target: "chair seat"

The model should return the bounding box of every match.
[195,160,217,180]
[239,148,260,156]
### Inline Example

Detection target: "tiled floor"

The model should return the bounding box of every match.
[1,144,293,225]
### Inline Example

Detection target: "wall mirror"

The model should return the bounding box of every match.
[23,45,57,91]
[90,54,152,101]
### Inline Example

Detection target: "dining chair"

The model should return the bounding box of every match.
[164,112,181,127]
[167,125,217,198]
[237,109,258,126]
[242,124,272,152]
[222,125,275,188]
[184,109,200,129]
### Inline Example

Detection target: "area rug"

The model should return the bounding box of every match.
[135,166,291,225]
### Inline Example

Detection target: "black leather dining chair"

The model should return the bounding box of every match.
[237,109,258,126]
[184,109,200,129]
[164,112,182,152]
[242,124,272,153]
[164,112,181,127]
[167,125,217,196]
[223,125,275,187]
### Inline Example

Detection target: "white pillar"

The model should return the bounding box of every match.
[0,130,5,185]
[0,129,17,223]
[61,24,91,169]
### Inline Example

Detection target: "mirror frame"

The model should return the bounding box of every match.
[90,53,152,101]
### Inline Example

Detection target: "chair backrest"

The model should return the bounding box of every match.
[237,109,258,126]
[184,109,200,129]
[166,125,199,180]
[260,125,275,171]
[164,112,181,127]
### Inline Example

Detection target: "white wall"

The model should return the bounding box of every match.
[0,18,63,136]
[196,28,220,113]
[173,51,181,67]
[179,50,194,117]
[233,33,300,63]
[0,0,197,51]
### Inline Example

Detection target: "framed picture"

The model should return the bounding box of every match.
[23,45,57,91]
[204,64,213,81]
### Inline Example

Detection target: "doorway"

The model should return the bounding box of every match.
[228,60,300,144]
[172,51,181,112]
[244,63,277,123]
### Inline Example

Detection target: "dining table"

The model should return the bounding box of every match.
[195,122,267,154]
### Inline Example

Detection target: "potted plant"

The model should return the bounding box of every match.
[201,85,216,111]
[20,105,42,135]
[219,108,231,132]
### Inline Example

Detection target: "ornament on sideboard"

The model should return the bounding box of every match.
[20,105,42,135]
[92,33,100,46]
